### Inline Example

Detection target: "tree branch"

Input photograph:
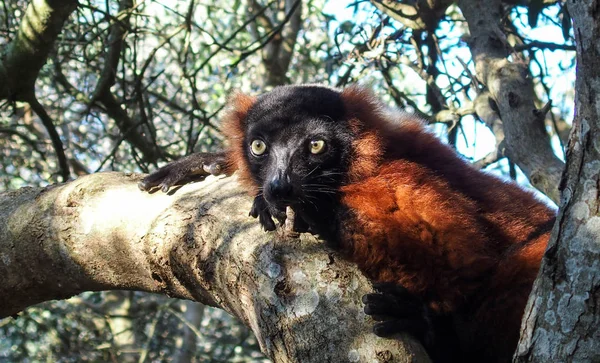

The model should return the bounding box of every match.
[234,0,303,85]
[27,96,70,181]
[515,1,600,360]
[457,0,564,203]
[0,0,77,181]
[88,0,161,163]
[0,0,78,101]
[514,40,576,52]
[472,91,507,168]
[0,127,46,159]
[258,0,303,87]
[0,172,430,362]
[370,0,452,31]
[370,0,425,30]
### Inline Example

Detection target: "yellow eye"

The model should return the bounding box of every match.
[251,139,267,156]
[309,140,326,154]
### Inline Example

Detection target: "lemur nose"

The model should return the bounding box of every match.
[269,174,294,201]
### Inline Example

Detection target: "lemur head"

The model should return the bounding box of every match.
[222,84,384,211]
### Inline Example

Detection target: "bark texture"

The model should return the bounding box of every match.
[514,1,600,361]
[0,172,429,363]
[457,0,564,203]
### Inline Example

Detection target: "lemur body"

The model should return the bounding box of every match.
[139,85,556,362]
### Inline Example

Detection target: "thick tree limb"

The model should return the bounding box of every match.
[0,0,78,101]
[0,173,429,362]
[457,0,564,203]
[472,92,507,169]
[515,1,600,361]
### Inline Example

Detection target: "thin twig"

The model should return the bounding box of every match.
[514,40,576,52]
[0,127,46,160]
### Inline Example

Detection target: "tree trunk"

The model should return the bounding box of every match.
[457,0,564,203]
[174,301,206,363]
[0,172,429,362]
[514,1,600,361]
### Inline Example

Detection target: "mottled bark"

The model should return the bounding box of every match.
[514,1,600,361]
[457,0,564,203]
[0,172,429,363]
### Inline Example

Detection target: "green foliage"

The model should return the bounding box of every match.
[0,292,267,362]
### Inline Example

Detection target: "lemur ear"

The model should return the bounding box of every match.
[225,91,256,125]
[341,85,382,127]
[221,90,258,193]
[340,85,385,182]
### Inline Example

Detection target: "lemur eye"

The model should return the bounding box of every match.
[309,140,326,154]
[250,139,267,156]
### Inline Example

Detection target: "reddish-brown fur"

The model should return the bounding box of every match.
[221,91,257,192]
[223,85,556,361]
[339,86,555,360]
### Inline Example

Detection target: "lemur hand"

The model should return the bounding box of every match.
[138,152,228,193]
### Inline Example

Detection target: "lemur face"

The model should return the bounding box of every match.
[241,86,353,211]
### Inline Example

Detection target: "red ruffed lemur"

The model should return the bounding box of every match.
[139,85,556,362]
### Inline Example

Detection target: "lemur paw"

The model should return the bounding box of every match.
[291,213,310,233]
[249,195,280,231]
[138,152,227,193]
[362,283,434,348]
[249,197,313,233]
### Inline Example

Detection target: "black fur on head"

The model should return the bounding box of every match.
[241,85,354,226]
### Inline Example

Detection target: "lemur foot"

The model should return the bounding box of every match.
[362,283,434,347]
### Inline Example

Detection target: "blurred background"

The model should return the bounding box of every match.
[0,0,574,361]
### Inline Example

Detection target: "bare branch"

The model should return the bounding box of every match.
[473,147,505,169]
[0,127,46,159]
[85,0,134,109]
[258,0,303,87]
[27,96,70,181]
[433,106,475,124]
[370,0,452,31]
[514,40,576,52]
[457,0,564,203]
[370,0,425,30]
[85,0,161,163]
[0,0,78,101]
[233,0,303,85]
[191,1,277,78]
